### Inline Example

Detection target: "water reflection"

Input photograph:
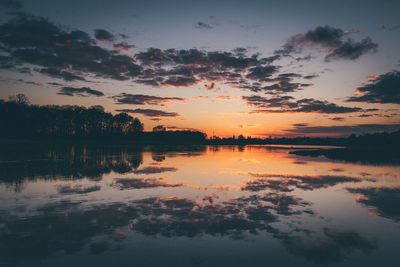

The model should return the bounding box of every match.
[0,144,399,266]
[347,186,400,221]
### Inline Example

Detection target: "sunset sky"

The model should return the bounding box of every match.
[1,0,399,137]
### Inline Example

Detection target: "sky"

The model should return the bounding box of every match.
[0,0,399,137]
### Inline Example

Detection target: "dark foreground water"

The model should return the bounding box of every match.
[0,144,399,267]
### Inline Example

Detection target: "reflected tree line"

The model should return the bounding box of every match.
[0,142,207,191]
[0,143,142,191]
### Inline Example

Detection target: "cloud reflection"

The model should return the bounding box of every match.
[241,173,362,192]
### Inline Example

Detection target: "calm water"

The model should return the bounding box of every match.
[0,144,399,267]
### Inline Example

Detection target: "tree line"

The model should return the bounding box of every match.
[0,94,143,138]
[0,94,207,143]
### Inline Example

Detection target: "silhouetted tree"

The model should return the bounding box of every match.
[0,95,143,139]
[8,93,30,105]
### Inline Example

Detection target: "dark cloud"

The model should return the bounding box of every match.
[246,66,278,81]
[0,14,310,94]
[286,26,344,49]
[293,123,309,127]
[58,86,104,97]
[132,166,179,174]
[303,74,319,79]
[239,73,312,95]
[161,76,199,87]
[324,37,378,61]
[113,93,184,106]
[39,67,85,81]
[0,14,142,81]
[94,29,114,41]
[283,25,378,61]
[359,114,374,118]
[241,173,361,192]
[284,123,400,135]
[347,70,400,104]
[194,21,213,29]
[347,186,400,221]
[47,82,63,86]
[112,177,182,189]
[57,185,101,195]
[330,117,345,121]
[115,108,180,117]
[238,72,314,94]
[133,48,285,92]
[243,95,364,114]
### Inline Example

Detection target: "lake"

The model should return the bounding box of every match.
[0,143,399,266]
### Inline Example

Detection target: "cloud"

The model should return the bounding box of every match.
[347,70,400,104]
[0,14,313,95]
[161,76,200,87]
[94,29,114,41]
[57,185,101,195]
[132,166,179,174]
[112,177,182,189]
[0,14,142,81]
[347,186,400,221]
[194,21,213,29]
[113,93,184,106]
[239,72,314,94]
[246,66,278,81]
[286,25,344,49]
[58,86,104,97]
[303,74,319,79]
[283,25,378,61]
[330,117,345,121]
[133,48,285,92]
[283,123,400,135]
[39,67,85,81]
[115,108,180,117]
[293,123,309,127]
[243,95,364,114]
[241,173,361,192]
[324,37,378,61]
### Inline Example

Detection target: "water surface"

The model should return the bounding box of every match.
[0,144,399,266]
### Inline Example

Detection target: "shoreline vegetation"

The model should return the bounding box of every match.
[1,94,399,151]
